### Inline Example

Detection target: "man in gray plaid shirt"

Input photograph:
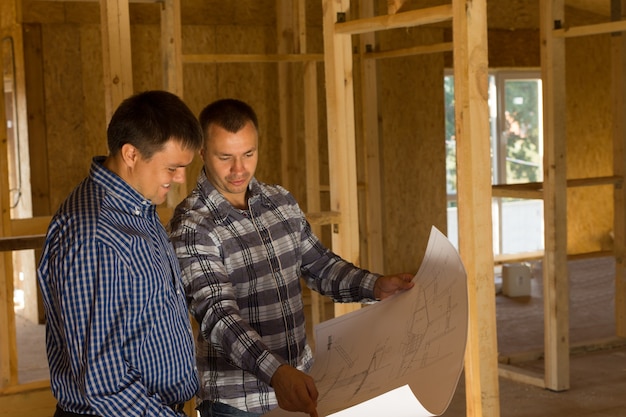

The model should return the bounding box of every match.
[168,98,414,417]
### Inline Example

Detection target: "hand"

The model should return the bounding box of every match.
[374,273,415,300]
[271,364,319,417]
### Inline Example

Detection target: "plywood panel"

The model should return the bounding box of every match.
[566,34,614,254]
[377,27,447,273]
[41,24,89,211]
[131,24,162,92]
[80,24,107,157]
[213,25,282,186]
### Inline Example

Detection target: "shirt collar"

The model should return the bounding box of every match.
[197,168,269,221]
[90,156,155,216]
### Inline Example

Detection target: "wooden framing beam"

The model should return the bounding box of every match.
[182,53,323,64]
[0,0,25,390]
[334,4,452,35]
[358,0,384,273]
[553,20,626,38]
[277,0,299,193]
[364,41,453,60]
[100,0,134,123]
[540,0,570,392]
[160,0,188,208]
[611,0,626,337]
[452,0,500,415]
[321,0,362,317]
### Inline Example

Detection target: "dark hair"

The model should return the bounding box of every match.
[198,98,259,137]
[107,90,203,159]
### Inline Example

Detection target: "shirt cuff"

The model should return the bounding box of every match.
[256,350,287,385]
[361,272,380,301]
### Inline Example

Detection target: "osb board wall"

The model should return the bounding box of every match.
[18,0,615,259]
[566,34,613,254]
[22,1,301,212]
[376,25,447,273]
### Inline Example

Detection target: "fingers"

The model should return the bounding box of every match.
[272,365,319,416]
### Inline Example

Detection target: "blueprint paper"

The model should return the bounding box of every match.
[265,226,468,417]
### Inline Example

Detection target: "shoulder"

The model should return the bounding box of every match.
[168,189,220,238]
[256,181,298,207]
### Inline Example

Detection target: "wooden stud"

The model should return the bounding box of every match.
[452,0,501,416]
[611,0,626,337]
[99,0,133,124]
[321,0,362,317]
[540,0,570,391]
[0,0,26,390]
[358,0,384,273]
[160,0,189,207]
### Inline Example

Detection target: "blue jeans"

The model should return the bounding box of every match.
[198,401,263,417]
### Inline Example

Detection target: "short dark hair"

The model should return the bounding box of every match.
[198,98,259,137]
[107,90,203,159]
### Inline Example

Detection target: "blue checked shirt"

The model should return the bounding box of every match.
[167,170,380,414]
[37,157,198,416]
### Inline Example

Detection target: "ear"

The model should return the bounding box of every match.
[120,143,139,168]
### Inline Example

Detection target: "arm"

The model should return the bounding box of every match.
[172,222,285,385]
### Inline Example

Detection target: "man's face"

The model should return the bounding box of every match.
[201,121,258,209]
[131,139,196,205]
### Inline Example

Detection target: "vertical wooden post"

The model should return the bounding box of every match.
[611,0,626,338]
[100,0,134,124]
[0,0,26,389]
[540,0,570,391]
[161,0,183,97]
[452,0,501,416]
[358,0,384,273]
[0,70,18,391]
[160,0,188,207]
[277,0,299,193]
[321,0,362,316]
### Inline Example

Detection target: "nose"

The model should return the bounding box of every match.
[231,158,245,174]
[173,167,186,184]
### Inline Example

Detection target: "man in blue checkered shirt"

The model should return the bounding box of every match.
[168,98,414,417]
[38,91,203,417]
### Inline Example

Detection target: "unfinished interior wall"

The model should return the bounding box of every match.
[566,33,613,254]
[376,25,447,273]
[18,0,615,285]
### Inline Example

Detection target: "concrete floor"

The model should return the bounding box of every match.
[440,256,626,417]
[13,257,626,416]
[443,346,626,417]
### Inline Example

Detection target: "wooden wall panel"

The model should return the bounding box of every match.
[566,34,613,254]
[131,25,162,92]
[41,24,89,211]
[79,25,107,158]
[377,27,447,273]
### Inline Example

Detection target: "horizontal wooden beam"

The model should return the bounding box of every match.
[498,363,546,388]
[10,217,50,236]
[364,41,452,60]
[493,250,544,264]
[554,20,626,38]
[492,176,622,199]
[0,235,45,252]
[305,211,341,226]
[334,4,452,36]
[33,0,160,3]
[182,53,324,64]
[566,175,622,187]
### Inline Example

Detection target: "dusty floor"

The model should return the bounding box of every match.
[443,346,626,417]
[14,257,626,416]
[441,256,626,417]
